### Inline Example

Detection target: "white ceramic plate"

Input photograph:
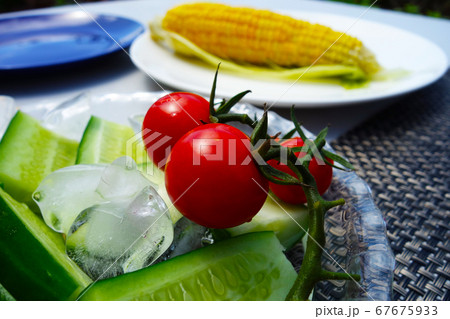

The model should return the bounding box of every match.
[130,11,448,108]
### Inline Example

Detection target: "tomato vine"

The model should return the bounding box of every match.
[208,66,360,300]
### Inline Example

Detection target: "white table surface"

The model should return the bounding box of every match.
[1,0,449,140]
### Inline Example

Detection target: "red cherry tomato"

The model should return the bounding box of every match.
[142,92,210,169]
[165,123,269,229]
[268,138,333,204]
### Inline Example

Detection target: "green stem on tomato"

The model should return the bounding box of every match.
[215,98,359,301]
[214,113,257,128]
[285,151,357,301]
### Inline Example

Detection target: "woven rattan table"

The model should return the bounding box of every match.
[329,71,450,301]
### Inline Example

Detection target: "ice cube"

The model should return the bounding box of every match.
[66,186,173,280]
[128,113,145,134]
[96,157,156,200]
[33,157,158,235]
[33,164,106,234]
[166,217,208,259]
[41,93,92,141]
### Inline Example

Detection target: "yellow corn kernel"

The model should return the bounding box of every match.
[160,2,380,74]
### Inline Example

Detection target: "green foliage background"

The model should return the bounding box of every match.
[0,0,96,13]
[330,0,449,18]
[0,0,449,18]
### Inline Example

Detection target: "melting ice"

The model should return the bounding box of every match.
[33,157,173,279]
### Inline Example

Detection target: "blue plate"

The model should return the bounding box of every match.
[0,11,144,71]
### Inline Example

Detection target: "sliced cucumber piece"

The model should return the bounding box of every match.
[79,232,296,301]
[227,195,308,249]
[0,111,78,210]
[76,116,147,164]
[0,188,91,300]
[0,283,15,301]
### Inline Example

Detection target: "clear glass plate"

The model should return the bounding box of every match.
[6,92,395,301]
[232,103,395,301]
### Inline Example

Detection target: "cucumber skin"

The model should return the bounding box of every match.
[79,232,296,301]
[0,111,78,210]
[76,116,147,165]
[75,116,104,164]
[0,188,92,300]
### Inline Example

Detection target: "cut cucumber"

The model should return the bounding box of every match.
[0,283,15,301]
[78,232,296,301]
[76,116,147,164]
[0,111,78,210]
[226,195,309,249]
[0,188,92,300]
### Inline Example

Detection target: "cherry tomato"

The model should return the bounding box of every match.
[165,123,269,229]
[142,92,210,169]
[268,138,333,204]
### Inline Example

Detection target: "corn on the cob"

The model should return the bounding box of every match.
[159,2,380,75]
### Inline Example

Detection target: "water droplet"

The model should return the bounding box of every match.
[33,191,41,201]
[50,213,60,229]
